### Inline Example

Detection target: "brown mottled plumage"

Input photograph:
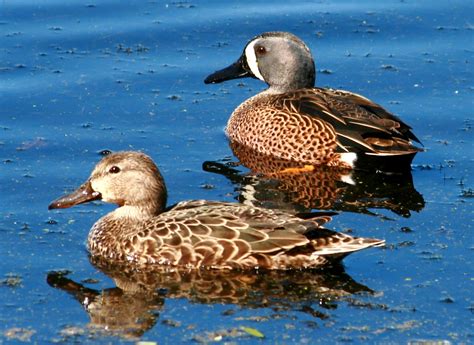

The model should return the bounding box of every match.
[49,151,384,269]
[205,31,422,170]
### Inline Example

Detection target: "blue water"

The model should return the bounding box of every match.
[1,0,473,343]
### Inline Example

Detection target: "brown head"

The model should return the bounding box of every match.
[49,151,168,217]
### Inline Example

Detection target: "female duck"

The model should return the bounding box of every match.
[205,31,422,171]
[49,151,383,269]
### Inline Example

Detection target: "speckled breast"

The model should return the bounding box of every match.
[225,93,341,166]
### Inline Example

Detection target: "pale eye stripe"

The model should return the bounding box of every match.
[244,40,265,82]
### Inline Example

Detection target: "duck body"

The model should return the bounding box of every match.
[205,31,422,171]
[87,200,363,269]
[49,151,384,270]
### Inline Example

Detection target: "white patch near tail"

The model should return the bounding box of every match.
[241,184,257,206]
[340,152,357,168]
[340,172,355,185]
[245,40,265,82]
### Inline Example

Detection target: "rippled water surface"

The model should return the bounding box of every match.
[1,0,473,343]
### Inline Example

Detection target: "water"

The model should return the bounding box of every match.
[1,0,473,343]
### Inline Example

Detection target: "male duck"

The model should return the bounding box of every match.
[49,151,384,270]
[205,31,422,171]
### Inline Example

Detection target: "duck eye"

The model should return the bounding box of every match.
[109,166,121,174]
[255,45,266,55]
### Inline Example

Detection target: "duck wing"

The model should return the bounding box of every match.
[154,202,333,260]
[123,201,382,268]
[277,88,421,154]
[323,88,421,144]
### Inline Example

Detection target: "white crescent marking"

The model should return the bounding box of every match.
[244,40,265,82]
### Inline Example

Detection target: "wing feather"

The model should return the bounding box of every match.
[275,87,421,154]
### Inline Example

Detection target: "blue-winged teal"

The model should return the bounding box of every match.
[205,31,422,171]
[49,151,384,269]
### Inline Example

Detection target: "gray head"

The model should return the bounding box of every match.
[205,32,316,93]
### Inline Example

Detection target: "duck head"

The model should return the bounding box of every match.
[204,31,316,92]
[49,151,168,216]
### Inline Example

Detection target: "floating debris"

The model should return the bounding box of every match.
[200,183,215,190]
[57,325,85,339]
[381,64,398,71]
[436,26,459,31]
[171,2,196,9]
[192,328,242,343]
[116,43,149,54]
[318,69,333,74]
[167,95,181,101]
[440,296,455,304]
[408,339,452,345]
[0,273,22,288]
[221,309,235,316]
[161,319,182,327]
[397,241,415,248]
[460,188,474,198]
[241,326,265,338]
[16,137,47,151]
[212,41,229,48]
[4,328,35,342]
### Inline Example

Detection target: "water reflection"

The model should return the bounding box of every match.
[47,259,375,339]
[203,141,424,217]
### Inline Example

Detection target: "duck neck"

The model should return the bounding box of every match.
[112,179,168,220]
[264,77,314,94]
[263,85,289,95]
[111,204,158,220]
[263,56,315,94]
[112,194,166,220]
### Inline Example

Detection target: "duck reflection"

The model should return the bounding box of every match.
[203,141,424,217]
[47,259,375,339]
[47,270,162,339]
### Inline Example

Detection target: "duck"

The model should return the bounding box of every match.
[48,151,384,270]
[204,31,422,171]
